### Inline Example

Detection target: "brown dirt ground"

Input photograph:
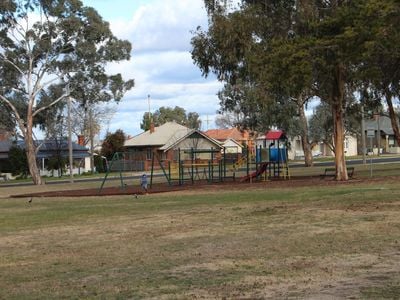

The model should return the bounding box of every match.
[10,175,394,198]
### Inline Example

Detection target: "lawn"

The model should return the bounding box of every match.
[1,179,400,299]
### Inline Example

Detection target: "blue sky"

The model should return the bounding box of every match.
[80,0,222,137]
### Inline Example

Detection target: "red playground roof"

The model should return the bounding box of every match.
[265,130,286,140]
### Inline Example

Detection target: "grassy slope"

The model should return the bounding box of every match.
[1,182,400,299]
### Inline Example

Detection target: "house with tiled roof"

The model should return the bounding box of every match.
[124,122,222,171]
[204,127,254,151]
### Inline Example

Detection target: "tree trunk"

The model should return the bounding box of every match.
[25,122,44,185]
[331,63,348,181]
[298,101,313,166]
[385,90,400,146]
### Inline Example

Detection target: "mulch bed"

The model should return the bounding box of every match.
[10,175,390,198]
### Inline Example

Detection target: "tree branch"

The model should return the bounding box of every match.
[32,93,68,118]
[0,54,26,77]
[0,94,26,137]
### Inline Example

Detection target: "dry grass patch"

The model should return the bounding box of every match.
[1,182,400,299]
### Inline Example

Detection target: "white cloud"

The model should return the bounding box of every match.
[99,0,223,138]
[110,0,207,53]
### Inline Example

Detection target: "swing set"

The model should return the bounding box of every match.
[149,147,236,187]
[98,136,290,194]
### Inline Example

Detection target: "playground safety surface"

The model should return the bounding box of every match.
[10,176,376,198]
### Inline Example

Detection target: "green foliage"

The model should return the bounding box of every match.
[140,106,202,130]
[192,0,400,176]
[101,129,126,160]
[0,102,15,133]
[309,98,362,152]
[8,145,28,177]
[94,154,106,173]
[0,0,134,183]
[46,155,67,175]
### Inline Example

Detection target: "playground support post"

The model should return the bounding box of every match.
[210,147,214,182]
[178,148,183,185]
[191,148,194,184]
[246,146,250,178]
[150,153,155,188]
[98,152,125,194]
[150,152,172,187]
[223,147,226,180]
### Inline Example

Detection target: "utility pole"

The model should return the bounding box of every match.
[67,84,74,183]
[147,94,152,125]
[361,102,366,164]
[377,113,381,156]
[205,115,211,130]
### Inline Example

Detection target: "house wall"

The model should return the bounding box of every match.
[223,140,243,154]
[345,136,358,156]
[319,136,358,157]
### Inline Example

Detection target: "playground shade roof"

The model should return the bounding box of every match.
[265,130,286,140]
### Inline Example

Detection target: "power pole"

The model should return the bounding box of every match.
[205,115,211,130]
[377,113,381,156]
[361,99,366,164]
[147,94,152,125]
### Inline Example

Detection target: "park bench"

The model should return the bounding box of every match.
[320,167,354,179]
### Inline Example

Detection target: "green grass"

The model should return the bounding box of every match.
[1,181,400,298]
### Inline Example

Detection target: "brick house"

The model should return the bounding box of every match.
[204,128,254,151]
[124,122,222,171]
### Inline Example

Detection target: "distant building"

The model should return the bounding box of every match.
[0,139,90,177]
[204,128,254,150]
[365,115,400,154]
[255,130,358,160]
[124,122,222,171]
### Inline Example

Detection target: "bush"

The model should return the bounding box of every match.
[8,145,29,176]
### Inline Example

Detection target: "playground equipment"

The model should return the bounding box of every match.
[149,147,236,187]
[240,130,290,182]
[240,162,269,182]
[98,152,127,194]
[98,132,291,193]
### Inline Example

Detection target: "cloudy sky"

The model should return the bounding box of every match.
[81,0,222,138]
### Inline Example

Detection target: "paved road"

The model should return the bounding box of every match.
[290,156,400,168]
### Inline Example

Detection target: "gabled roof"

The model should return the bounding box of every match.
[160,130,222,151]
[124,122,191,147]
[204,128,250,142]
[222,138,243,148]
[365,115,397,135]
[265,130,286,140]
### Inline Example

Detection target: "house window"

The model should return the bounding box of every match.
[160,151,167,160]
[146,148,152,160]
[389,137,395,146]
